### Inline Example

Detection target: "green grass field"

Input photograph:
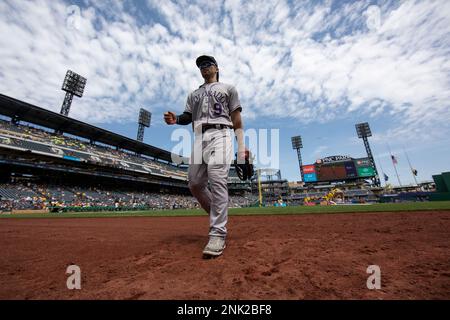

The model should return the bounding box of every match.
[1,201,450,219]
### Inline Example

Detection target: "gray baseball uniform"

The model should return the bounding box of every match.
[185,82,241,130]
[185,82,242,238]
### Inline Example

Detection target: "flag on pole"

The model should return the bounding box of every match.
[391,155,398,165]
[384,173,389,181]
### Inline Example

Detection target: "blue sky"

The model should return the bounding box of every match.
[0,0,449,185]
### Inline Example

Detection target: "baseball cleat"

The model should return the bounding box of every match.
[202,236,226,258]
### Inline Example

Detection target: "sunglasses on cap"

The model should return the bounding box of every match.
[198,61,216,69]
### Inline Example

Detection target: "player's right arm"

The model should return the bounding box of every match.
[164,111,192,125]
[164,93,193,125]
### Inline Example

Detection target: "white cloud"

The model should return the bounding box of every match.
[0,0,449,143]
[313,145,329,159]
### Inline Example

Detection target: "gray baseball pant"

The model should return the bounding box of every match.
[188,128,233,238]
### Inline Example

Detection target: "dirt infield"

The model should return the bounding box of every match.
[0,210,449,300]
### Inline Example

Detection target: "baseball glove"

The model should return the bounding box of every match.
[234,150,254,181]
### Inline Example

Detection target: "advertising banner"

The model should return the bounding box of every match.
[357,166,375,177]
[302,165,316,174]
[355,158,371,167]
[303,173,317,182]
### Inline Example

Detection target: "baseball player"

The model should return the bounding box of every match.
[164,55,246,258]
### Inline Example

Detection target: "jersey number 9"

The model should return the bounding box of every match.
[213,103,223,115]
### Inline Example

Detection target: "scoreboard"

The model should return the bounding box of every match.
[302,156,375,183]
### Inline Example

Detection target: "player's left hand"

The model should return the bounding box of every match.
[237,149,248,161]
[235,149,254,181]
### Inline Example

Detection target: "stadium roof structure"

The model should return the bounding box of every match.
[0,93,188,164]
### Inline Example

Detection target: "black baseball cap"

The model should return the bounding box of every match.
[196,55,218,68]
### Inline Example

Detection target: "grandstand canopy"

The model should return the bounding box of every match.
[0,93,188,164]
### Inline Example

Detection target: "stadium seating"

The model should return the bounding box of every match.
[0,182,256,211]
[0,184,38,199]
[0,120,188,180]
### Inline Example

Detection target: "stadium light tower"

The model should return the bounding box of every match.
[291,136,304,182]
[60,70,87,117]
[137,108,151,142]
[355,122,381,187]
